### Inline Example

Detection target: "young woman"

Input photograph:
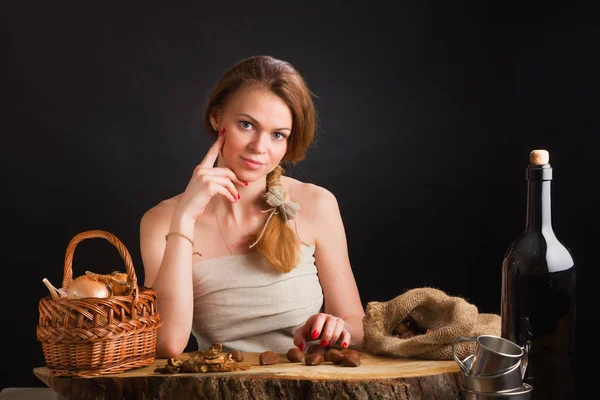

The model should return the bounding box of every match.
[140,55,364,357]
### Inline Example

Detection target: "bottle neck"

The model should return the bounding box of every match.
[525,165,553,231]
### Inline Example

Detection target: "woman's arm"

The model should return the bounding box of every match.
[140,132,244,358]
[140,205,196,358]
[313,187,365,344]
[293,185,365,348]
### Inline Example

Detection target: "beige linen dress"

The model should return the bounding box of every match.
[191,244,324,353]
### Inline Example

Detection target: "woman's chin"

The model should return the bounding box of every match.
[233,169,263,183]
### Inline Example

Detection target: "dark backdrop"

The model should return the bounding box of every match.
[2,1,597,393]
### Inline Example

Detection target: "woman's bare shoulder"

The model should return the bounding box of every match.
[141,194,182,226]
[282,177,338,216]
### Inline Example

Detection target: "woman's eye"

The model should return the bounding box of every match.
[240,121,253,130]
[273,132,287,140]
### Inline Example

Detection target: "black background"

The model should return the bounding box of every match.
[2,1,597,394]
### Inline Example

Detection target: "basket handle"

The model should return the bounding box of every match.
[62,230,139,298]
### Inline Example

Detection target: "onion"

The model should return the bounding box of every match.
[110,272,129,295]
[67,275,112,299]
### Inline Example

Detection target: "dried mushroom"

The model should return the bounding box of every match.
[154,342,251,374]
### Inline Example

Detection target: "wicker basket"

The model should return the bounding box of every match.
[36,230,163,377]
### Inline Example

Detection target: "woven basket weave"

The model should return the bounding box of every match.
[36,230,163,377]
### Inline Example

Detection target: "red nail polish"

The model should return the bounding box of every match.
[243,181,248,186]
[299,343,305,351]
[321,339,328,347]
[342,342,348,349]
[311,330,319,339]
[219,128,225,136]
[237,193,241,200]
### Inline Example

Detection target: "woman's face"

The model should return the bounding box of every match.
[213,85,292,182]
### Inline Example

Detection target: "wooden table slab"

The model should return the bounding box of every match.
[34,350,464,400]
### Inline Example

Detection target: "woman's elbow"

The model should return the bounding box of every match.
[156,335,188,358]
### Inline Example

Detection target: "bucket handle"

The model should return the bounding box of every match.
[519,342,529,379]
[452,336,476,375]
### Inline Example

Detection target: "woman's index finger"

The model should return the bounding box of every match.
[199,129,225,168]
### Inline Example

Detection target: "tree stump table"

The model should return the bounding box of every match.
[34,350,464,400]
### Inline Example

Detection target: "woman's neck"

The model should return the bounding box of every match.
[212,175,269,225]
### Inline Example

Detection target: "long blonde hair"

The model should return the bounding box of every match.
[203,55,318,272]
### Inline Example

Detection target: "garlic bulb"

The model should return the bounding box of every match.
[67,275,112,299]
[42,278,62,300]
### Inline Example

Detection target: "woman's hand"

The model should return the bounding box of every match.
[293,313,351,351]
[175,129,247,219]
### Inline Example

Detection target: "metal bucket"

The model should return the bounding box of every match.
[460,355,525,393]
[462,383,533,400]
[453,335,525,377]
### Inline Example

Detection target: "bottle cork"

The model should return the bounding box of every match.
[529,149,549,165]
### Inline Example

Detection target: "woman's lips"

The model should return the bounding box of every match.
[241,157,264,170]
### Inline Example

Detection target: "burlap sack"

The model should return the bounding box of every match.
[362,287,500,360]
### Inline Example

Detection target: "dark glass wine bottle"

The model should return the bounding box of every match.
[501,149,576,399]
